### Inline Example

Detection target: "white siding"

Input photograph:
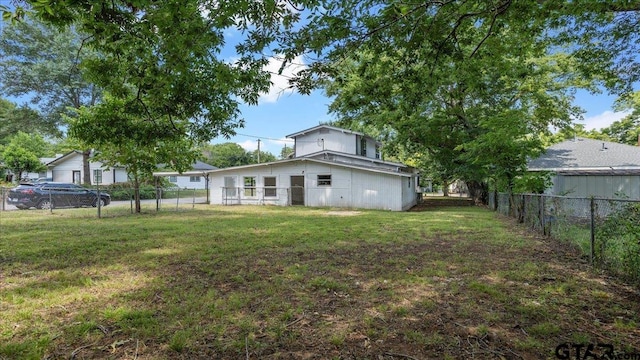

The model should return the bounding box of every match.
[167,175,208,189]
[49,152,127,185]
[295,129,356,156]
[210,163,302,206]
[208,161,415,211]
[350,170,403,210]
[401,174,418,210]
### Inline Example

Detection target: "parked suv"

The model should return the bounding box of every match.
[7,182,111,210]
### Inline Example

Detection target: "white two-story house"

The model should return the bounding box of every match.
[205,125,419,211]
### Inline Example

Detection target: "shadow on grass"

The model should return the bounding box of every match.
[1,206,640,359]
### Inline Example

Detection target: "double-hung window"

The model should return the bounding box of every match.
[244,176,256,196]
[93,169,102,184]
[264,177,277,197]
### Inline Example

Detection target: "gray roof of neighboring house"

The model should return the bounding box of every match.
[191,160,217,171]
[528,138,640,171]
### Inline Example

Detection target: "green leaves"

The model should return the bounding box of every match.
[1,132,48,179]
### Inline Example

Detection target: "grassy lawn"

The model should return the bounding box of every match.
[1,205,639,359]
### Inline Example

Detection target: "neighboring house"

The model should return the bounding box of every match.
[45,150,129,185]
[23,155,61,181]
[200,125,419,211]
[163,160,217,189]
[528,138,640,199]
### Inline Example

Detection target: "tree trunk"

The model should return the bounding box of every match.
[133,176,141,213]
[466,180,488,205]
[442,181,450,197]
[83,149,92,185]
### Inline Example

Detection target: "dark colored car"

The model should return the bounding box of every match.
[7,182,111,210]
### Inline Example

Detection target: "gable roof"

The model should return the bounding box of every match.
[191,160,217,171]
[45,150,83,166]
[528,138,640,171]
[203,156,414,178]
[301,149,410,169]
[286,124,379,142]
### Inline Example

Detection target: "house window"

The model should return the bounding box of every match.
[318,174,332,186]
[224,176,237,197]
[190,176,201,182]
[93,169,102,184]
[169,176,177,183]
[264,176,277,197]
[375,145,381,159]
[244,176,256,196]
[360,138,367,156]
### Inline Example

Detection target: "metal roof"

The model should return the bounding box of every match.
[528,138,640,171]
[195,156,415,178]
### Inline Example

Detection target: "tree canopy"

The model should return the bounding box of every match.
[1,131,47,181]
[200,142,277,169]
[0,98,59,144]
[287,1,640,200]
[0,14,102,184]
[7,0,640,202]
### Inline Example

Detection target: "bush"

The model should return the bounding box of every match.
[99,183,159,201]
[596,202,640,281]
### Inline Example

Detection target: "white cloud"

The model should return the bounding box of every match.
[237,137,293,155]
[579,110,631,131]
[238,139,258,151]
[259,55,306,104]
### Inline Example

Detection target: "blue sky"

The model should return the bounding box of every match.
[0,2,632,156]
[229,74,631,156]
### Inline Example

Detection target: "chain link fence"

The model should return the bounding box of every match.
[489,192,640,282]
[1,184,208,217]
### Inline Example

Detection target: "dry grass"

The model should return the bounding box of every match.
[0,205,639,359]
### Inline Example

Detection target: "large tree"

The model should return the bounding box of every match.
[71,95,197,213]
[201,143,253,169]
[0,15,101,184]
[13,0,307,212]
[201,142,277,168]
[0,98,59,144]
[284,1,640,202]
[1,131,47,181]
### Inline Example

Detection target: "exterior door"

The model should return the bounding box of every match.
[72,171,81,184]
[290,176,304,205]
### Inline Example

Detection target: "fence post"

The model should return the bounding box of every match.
[155,178,160,212]
[49,189,53,214]
[590,197,595,265]
[192,188,196,209]
[97,184,101,219]
[540,195,545,235]
[520,194,527,224]
[1,187,4,211]
[130,187,133,214]
[176,188,180,211]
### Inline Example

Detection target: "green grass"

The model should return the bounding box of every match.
[1,205,639,359]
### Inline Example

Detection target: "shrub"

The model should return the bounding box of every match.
[596,202,640,281]
[99,182,159,201]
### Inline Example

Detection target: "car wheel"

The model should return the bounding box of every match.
[93,198,106,207]
[38,199,52,210]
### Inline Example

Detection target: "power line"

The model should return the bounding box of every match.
[234,133,294,142]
